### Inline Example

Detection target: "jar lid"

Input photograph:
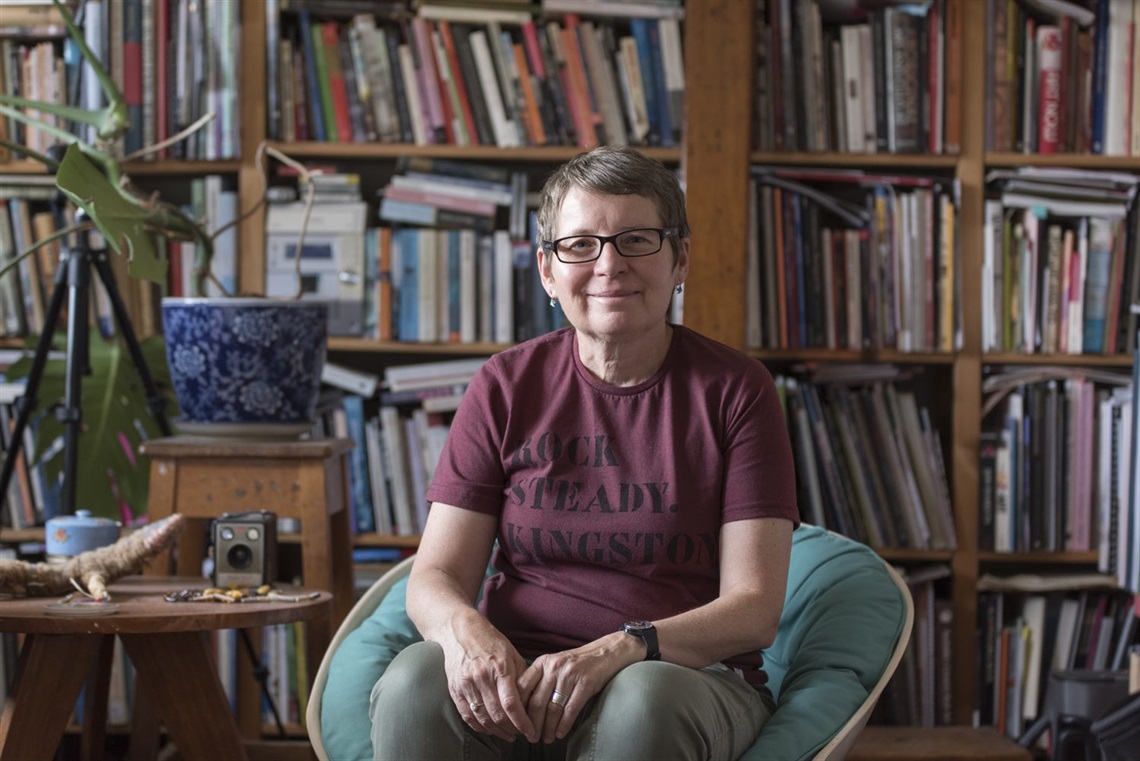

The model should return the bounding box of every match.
[47,509,121,528]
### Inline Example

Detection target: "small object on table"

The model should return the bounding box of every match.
[163,584,322,604]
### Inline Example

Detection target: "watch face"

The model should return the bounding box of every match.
[623,620,653,633]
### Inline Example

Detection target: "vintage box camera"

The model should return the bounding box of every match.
[211,511,278,588]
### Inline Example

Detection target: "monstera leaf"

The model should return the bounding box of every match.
[55,144,169,284]
[5,335,178,520]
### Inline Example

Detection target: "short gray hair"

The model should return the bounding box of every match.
[536,146,689,261]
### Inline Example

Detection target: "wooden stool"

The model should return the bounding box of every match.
[140,436,354,738]
[142,436,355,622]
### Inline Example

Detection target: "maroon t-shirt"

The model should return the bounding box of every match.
[425,325,799,685]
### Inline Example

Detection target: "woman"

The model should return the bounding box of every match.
[370,146,799,760]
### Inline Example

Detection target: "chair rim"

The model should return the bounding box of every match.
[307,554,417,761]
[809,553,916,761]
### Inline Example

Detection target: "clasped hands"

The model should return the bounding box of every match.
[444,616,636,746]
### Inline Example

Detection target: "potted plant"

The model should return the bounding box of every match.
[0,0,328,516]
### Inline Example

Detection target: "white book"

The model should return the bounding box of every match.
[858,24,877,152]
[397,44,428,145]
[658,17,685,138]
[1103,0,1134,156]
[1096,392,1115,572]
[1115,397,1131,588]
[617,36,650,144]
[389,175,513,207]
[459,229,478,343]
[415,3,532,25]
[540,0,685,20]
[470,30,519,148]
[364,416,393,535]
[1020,595,1047,721]
[384,357,487,391]
[379,406,416,536]
[579,21,628,146]
[1051,597,1082,671]
[417,232,439,343]
[841,25,864,153]
[322,362,379,398]
[493,230,514,344]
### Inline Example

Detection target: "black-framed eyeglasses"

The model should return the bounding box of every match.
[541,227,680,264]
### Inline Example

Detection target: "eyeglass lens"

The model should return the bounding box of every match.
[554,229,665,262]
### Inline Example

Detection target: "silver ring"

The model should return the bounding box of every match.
[549,689,568,708]
[469,701,483,711]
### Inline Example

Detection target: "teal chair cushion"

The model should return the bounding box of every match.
[320,525,909,761]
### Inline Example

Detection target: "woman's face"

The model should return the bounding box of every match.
[538,188,689,343]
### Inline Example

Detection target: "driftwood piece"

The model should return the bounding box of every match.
[0,514,185,600]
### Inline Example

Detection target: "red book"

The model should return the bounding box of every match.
[322,22,354,143]
[1037,25,1063,153]
[438,21,478,146]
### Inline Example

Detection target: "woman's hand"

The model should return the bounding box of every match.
[517,631,643,744]
[441,609,538,743]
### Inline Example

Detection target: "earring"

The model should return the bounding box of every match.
[674,284,684,295]
[549,296,558,307]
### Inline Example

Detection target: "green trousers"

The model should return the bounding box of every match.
[370,640,775,761]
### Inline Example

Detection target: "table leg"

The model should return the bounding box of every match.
[80,636,115,761]
[119,631,248,761]
[0,633,103,761]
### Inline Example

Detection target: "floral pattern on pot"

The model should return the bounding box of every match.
[162,299,328,425]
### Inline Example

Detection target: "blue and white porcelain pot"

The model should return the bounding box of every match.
[161,298,328,436]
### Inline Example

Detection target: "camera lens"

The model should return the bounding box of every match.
[227,544,253,570]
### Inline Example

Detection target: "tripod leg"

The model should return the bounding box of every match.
[59,241,92,515]
[0,254,72,509]
[90,250,173,438]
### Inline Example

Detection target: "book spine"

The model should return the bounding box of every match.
[1036,25,1063,154]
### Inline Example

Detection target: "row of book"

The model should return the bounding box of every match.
[754,0,961,155]
[981,168,1140,356]
[0,0,241,161]
[746,166,960,354]
[777,367,957,551]
[977,579,1139,738]
[0,173,237,341]
[269,2,684,148]
[874,565,955,727]
[986,0,1140,156]
[978,368,1138,582]
[313,356,487,538]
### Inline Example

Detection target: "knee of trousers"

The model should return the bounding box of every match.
[593,661,704,730]
[369,640,451,722]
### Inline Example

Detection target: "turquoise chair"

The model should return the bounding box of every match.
[307,524,914,761]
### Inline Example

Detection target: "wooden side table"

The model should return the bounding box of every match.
[0,576,331,761]
[141,436,354,737]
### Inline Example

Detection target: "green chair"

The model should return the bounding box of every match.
[307,524,914,761]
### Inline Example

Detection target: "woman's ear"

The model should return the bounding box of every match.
[536,246,555,291]
[675,236,691,283]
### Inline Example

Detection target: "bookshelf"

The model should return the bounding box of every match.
[3,0,1139,739]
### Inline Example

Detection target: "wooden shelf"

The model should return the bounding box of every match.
[749,348,956,365]
[269,141,682,164]
[750,151,960,170]
[982,352,1134,368]
[0,158,242,175]
[328,337,508,355]
[979,551,1100,565]
[985,152,1140,169]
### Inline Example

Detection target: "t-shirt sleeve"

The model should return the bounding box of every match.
[424,364,508,515]
[720,364,800,527]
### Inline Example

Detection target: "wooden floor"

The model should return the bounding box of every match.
[849,726,1033,761]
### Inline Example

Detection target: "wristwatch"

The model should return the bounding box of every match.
[621,620,661,661]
